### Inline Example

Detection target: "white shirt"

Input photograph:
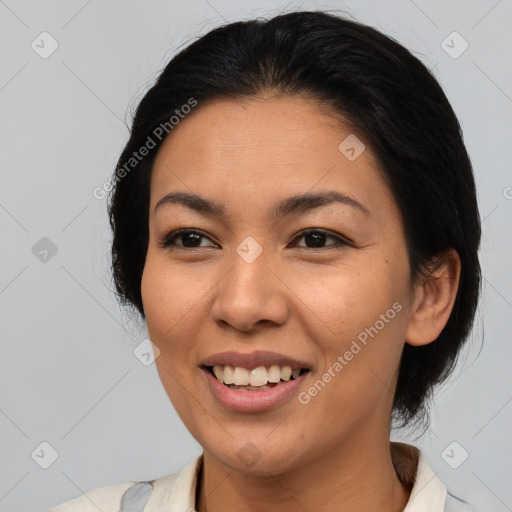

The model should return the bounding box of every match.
[46,442,476,511]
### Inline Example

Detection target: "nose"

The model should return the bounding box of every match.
[210,250,289,333]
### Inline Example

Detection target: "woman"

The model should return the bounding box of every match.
[48,10,481,512]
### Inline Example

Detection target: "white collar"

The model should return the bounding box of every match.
[394,442,448,511]
[144,441,448,511]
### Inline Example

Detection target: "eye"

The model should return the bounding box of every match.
[288,229,350,250]
[157,229,217,249]
[157,228,351,251]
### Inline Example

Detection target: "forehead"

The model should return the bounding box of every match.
[149,95,394,220]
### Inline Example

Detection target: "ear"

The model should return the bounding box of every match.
[405,249,461,347]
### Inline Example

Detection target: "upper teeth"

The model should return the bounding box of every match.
[212,365,301,386]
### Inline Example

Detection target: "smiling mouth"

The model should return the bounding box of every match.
[203,364,310,391]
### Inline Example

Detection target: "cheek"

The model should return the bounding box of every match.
[290,258,406,345]
[141,257,206,419]
[141,253,207,344]
[292,258,408,407]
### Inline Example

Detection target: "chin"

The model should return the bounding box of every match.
[204,435,308,476]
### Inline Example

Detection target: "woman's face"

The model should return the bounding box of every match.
[141,95,415,475]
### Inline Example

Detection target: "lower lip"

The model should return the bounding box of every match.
[201,367,309,413]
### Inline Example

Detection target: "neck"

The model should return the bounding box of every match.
[195,430,412,512]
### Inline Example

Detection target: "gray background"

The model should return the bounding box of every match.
[0,1,510,511]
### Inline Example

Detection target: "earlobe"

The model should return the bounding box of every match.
[405,249,461,347]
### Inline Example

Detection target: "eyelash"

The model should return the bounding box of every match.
[157,228,352,251]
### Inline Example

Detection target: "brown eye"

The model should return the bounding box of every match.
[290,229,350,250]
[158,229,217,249]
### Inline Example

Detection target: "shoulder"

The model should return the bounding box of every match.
[391,442,477,512]
[46,480,138,512]
[45,457,198,512]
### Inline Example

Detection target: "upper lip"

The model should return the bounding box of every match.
[200,351,311,371]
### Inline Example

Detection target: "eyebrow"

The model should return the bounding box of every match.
[154,190,370,220]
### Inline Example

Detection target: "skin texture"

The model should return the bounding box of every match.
[140,94,460,512]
